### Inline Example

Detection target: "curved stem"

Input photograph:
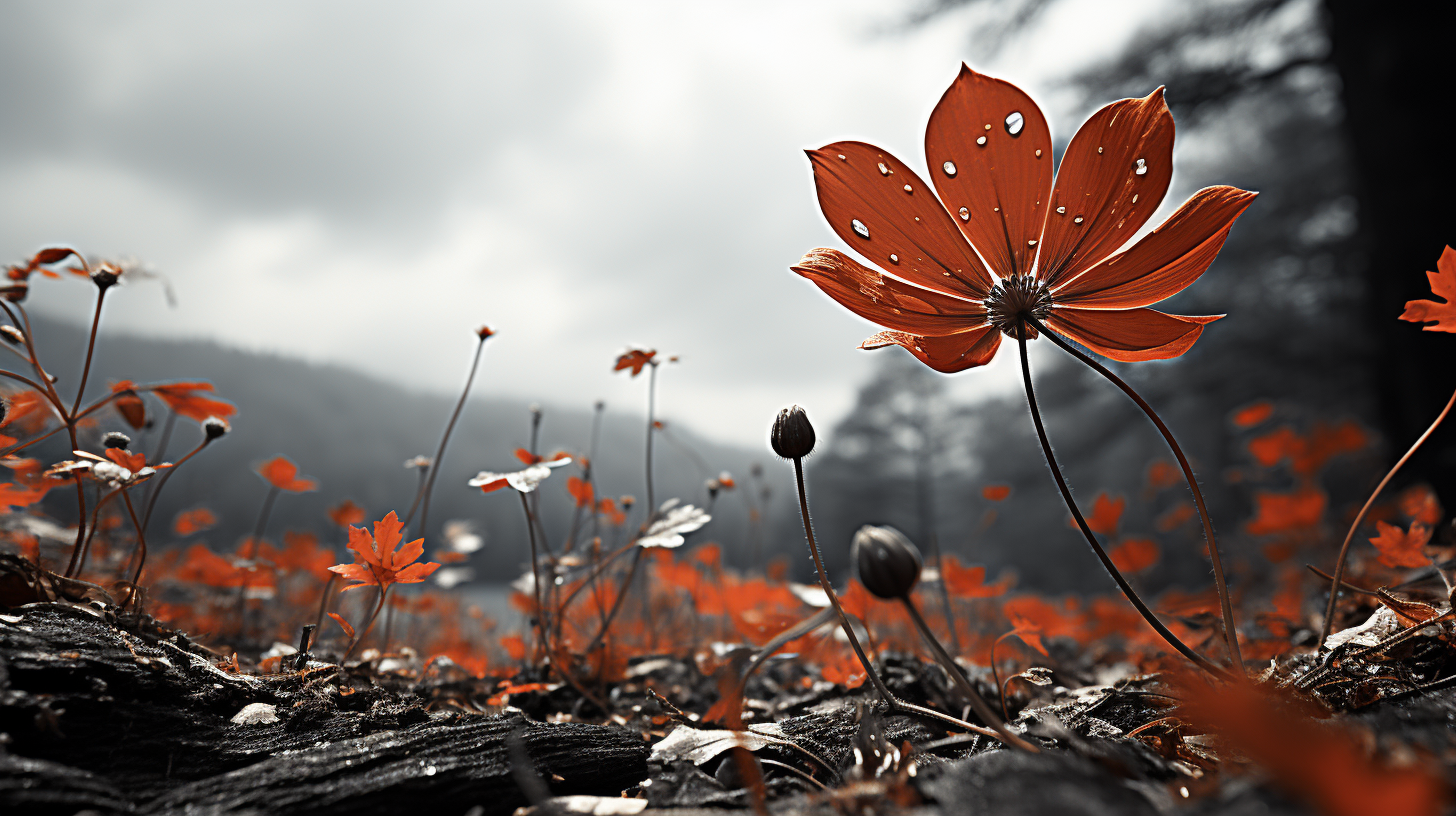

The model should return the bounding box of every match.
[402,466,428,528]
[556,540,638,619]
[75,486,121,578]
[69,287,109,418]
[409,335,487,538]
[1016,327,1227,679]
[645,363,658,517]
[790,457,1014,746]
[314,573,339,634]
[141,434,213,533]
[1033,318,1242,670]
[122,490,148,614]
[342,585,390,664]
[520,492,549,661]
[900,595,1035,751]
[584,547,644,654]
[1318,384,1456,646]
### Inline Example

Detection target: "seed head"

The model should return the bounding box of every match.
[203,417,230,440]
[852,525,923,600]
[103,431,132,450]
[771,405,816,459]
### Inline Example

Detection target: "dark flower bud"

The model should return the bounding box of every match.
[771,405,816,459]
[103,431,131,449]
[0,325,23,345]
[852,525,923,600]
[476,325,494,340]
[203,417,230,440]
[90,265,119,290]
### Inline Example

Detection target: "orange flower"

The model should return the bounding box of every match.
[328,511,440,591]
[613,347,656,376]
[328,499,367,528]
[792,65,1255,370]
[256,455,318,492]
[174,507,217,536]
[149,381,236,423]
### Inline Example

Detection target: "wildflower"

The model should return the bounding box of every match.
[792,65,1255,370]
[256,455,317,492]
[635,499,711,549]
[150,381,237,423]
[468,455,572,493]
[328,511,441,591]
[614,347,657,376]
[328,499,367,528]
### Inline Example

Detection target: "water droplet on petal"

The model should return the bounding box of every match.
[1132,194,1139,203]
[976,135,987,146]
[1135,158,1147,175]
[993,207,1000,212]
[1027,240,1037,247]
[1035,149,1043,158]
[903,184,912,193]
[851,219,870,239]
[837,154,847,161]
[984,123,992,131]
[942,161,957,177]
[877,162,890,176]
[1005,111,1025,136]
[1097,146,1104,154]
[1073,216,1084,224]
[889,254,899,264]
[1056,206,1066,214]
[958,207,970,221]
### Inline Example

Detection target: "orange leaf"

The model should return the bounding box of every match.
[941,556,1013,598]
[1400,245,1456,332]
[567,475,594,508]
[1109,538,1160,573]
[613,348,656,376]
[328,500,366,528]
[1145,460,1179,491]
[1247,488,1326,535]
[981,484,1011,501]
[173,507,217,536]
[151,381,236,423]
[327,612,355,639]
[1369,521,1432,569]
[1155,501,1195,532]
[257,455,318,493]
[1071,493,1124,536]
[1400,484,1443,526]
[1232,400,1274,427]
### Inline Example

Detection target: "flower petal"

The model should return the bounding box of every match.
[329,562,376,585]
[924,64,1053,279]
[346,525,381,568]
[394,561,441,584]
[1036,89,1175,288]
[373,511,404,562]
[791,248,987,335]
[860,325,1003,372]
[391,536,426,571]
[1046,308,1220,362]
[1054,186,1256,308]
[808,142,993,298]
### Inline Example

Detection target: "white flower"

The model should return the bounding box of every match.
[636,500,711,549]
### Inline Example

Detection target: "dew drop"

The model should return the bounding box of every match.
[889,254,899,264]
[942,161,957,177]
[1073,216,1084,224]
[1056,206,1066,214]
[1135,158,1147,175]
[976,135,988,146]
[425,766,438,776]
[1097,146,1104,154]
[1004,111,1025,136]
[1035,149,1043,158]
[958,207,970,221]
[993,207,1000,212]
[877,162,890,176]
[984,123,992,130]
[1027,240,1037,247]
[851,219,870,239]
[1132,194,1139,203]
[942,271,952,276]
[903,184,913,193]
[837,154,847,161]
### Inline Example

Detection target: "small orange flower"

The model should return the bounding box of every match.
[613,347,657,376]
[148,381,237,423]
[792,65,1255,370]
[328,499,367,528]
[257,455,318,492]
[328,511,440,591]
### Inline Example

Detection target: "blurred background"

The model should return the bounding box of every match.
[1,1,1452,600]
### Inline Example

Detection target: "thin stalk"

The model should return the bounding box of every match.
[915,447,959,655]
[645,362,658,516]
[122,490,148,613]
[314,574,339,633]
[520,492,550,661]
[75,486,121,577]
[899,595,1033,751]
[342,585,390,664]
[409,335,488,538]
[1016,327,1227,679]
[587,402,605,546]
[584,547,645,655]
[401,465,428,528]
[149,409,178,471]
[1318,384,1456,646]
[1033,318,1242,670]
[69,287,110,418]
[556,540,639,616]
[790,457,1012,746]
[248,486,281,558]
[141,432,214,533]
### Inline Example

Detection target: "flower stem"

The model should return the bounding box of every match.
[342,585,390,664]
[1032,317,1242,670]
[121,490,148,614]
[314,573,339,634]
[584,546,644,655]
[141,432,215,534]
[410,334,488,539]
[520,492,550,661]
[645,363,659,518]
[69,286,110,418]
[1318,384,1456,646]
[1016,326,1228,679]
[790,456,1019,747]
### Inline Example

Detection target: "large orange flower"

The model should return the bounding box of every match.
[792,65,1256,371]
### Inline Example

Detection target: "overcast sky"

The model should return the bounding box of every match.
[0,0,1166,447]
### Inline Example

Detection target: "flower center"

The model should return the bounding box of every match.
[985,275,1053,339]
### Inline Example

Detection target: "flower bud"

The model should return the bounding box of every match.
[852,525,923,600]
[90,265,119,290]
[476,325,494,340]
[203,417,230,440]
[103,431,132,450]
[770,405,815,459]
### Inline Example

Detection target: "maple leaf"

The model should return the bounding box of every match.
[328,511,440,591]
[941,556,1013,598]
[257,455,318,493]
[1369,520,1432,569]
[1070,493,1124,536]
[1109,538,1160,573]
[613,347,657,376]
[1400,245,1456,332]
